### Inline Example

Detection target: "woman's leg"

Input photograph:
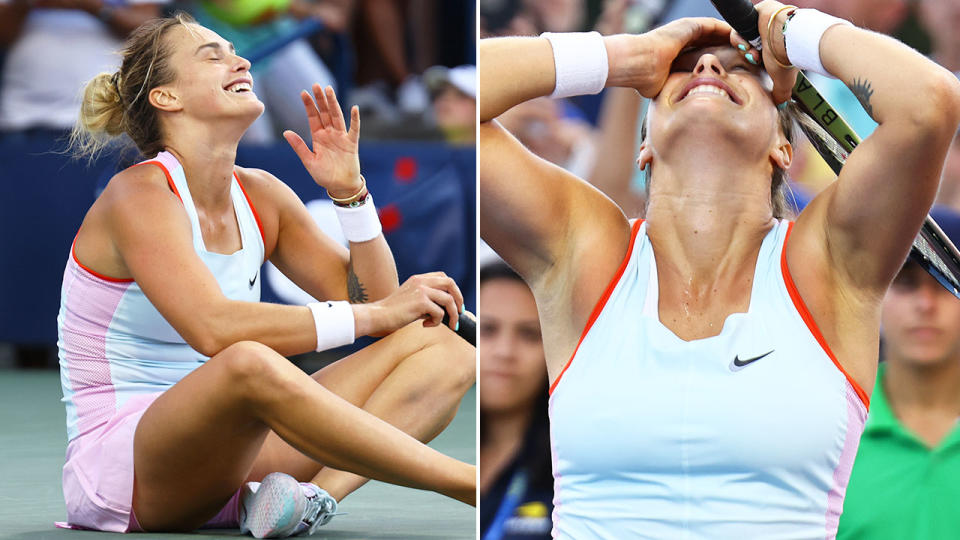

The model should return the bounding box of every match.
[131,336,474,532]
[246,322,475,501]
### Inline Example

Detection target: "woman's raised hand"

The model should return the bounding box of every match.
[283,84,363,198]
[606,17,734,97]
[353,272,465,337]
[728,0,798,104]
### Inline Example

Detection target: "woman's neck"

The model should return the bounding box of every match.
[883,355,960,448]
[884,354,960,413]
[162,121,242,211]
[644,158,776,286]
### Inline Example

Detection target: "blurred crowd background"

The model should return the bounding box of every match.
[0,0,477,370]
[477,1,960,539]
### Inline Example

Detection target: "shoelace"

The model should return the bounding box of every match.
[301,486,342,534]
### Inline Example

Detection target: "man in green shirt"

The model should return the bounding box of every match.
[838,208,960,539]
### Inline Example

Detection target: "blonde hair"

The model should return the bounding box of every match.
[70,12,196,160]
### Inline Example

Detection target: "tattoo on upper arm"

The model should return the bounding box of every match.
[850,77,875,119]
[347,261,368,303]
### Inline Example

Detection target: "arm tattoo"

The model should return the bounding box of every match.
[347,261,369,303]
[850,77,875,119]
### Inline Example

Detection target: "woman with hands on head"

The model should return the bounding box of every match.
[479,1,960,537]
[59,13,474,538]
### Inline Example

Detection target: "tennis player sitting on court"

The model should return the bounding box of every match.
[479,1,960,537]
[58,13,475,538]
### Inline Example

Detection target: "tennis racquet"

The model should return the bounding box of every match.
[709,0,960,299]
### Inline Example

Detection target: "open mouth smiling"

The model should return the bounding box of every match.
[224,78,253,93]
[677,78,741,105]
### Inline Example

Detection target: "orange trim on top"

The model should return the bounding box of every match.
[780,222,870,409]
[71,235,134,283]
[549,220,644,395]
[234,172,265,245]
[132,161,182,202]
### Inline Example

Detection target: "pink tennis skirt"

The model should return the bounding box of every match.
[58,391,240,533]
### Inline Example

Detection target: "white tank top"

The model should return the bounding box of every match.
[58,151,265,442]
[548,219,868,539]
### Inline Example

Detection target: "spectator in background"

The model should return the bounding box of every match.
[495,97,596,179]
[187,0,351,144]
[479,261,552,540]
[0,0,166,133]
[349,0,436,122]
[918,0,960,75]
[424,64,475,145]
[837,207,960,540]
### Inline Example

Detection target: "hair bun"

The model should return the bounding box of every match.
[79,71,125,136]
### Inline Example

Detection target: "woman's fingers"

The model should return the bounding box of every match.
[326,86,348,132]
[416,273,465,315]
[283,130,313,163]
[729,31,761,66]
[671,17,734,49]
[348,105,361,142]
[313,83,333,130]
[300,90,323,138]
[422,286,459,330]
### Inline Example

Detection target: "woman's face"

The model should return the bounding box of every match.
[152,23,264,123]
[479,278,548,415]
[642,46,784,167]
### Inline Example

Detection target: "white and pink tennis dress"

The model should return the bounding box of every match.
[57,151,264,532]
[548,219,870,539]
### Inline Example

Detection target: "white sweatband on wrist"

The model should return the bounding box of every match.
[334,194,382,243]
[541,31,608,99]
[307,300,355,352]
[783,9,852,78]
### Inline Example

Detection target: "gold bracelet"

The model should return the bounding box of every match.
[327,175,367,205]
[766,5,798,69]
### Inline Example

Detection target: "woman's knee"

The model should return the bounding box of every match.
[407,324,476,392]
[209,341,292,395]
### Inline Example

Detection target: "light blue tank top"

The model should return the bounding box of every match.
[58,151,265,442]
[548,219,868,539]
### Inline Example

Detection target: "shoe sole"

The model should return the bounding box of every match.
[239,473,306,538]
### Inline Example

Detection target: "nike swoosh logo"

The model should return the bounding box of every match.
[729,350,774,371]
[249,272,258,289]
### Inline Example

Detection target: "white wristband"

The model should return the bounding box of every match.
[334,194,382,243]
[783,9,852,78]
[307,300,355,352]
[541,31,608,99]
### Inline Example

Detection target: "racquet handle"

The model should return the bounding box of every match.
[710,0,762,47]
[441,310,476,346]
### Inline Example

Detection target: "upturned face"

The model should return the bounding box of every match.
[150,23,264,125]
[479,278,548,415]
[881,262,960,367]
[640,46,786,171]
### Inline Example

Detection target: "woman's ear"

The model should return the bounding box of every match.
[637,141,653,171]
[770,140,792,170]
[149,87,182,112]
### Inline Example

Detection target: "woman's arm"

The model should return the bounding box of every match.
[278,84,400,302]
[243,167,398,304]
[96,170,457,358]
[479,20,734,285]
[757,1,960,295]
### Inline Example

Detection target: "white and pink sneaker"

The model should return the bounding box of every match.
[238,472,339,538]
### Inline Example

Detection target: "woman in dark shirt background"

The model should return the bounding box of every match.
[479,262,553,540]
